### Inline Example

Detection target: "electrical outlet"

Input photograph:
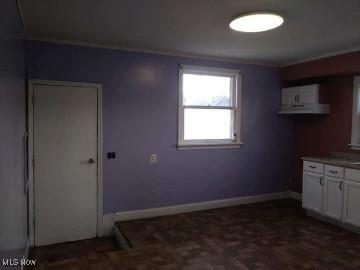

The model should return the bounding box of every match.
[107,152,116,159]
[149,153,158,164]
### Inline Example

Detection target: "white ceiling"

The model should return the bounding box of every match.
[19,0,360,66]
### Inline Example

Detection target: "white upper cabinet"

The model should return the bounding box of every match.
[281,84,319,105]
[297,85,319,104]
[281,87,298,104]
[279,84,330,114]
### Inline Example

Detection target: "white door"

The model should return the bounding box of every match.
[33,82,99,246]
[302,172,323,212]
[323,176,343,220]
[343,180,360,227]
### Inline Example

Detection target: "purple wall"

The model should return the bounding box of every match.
[26,41,293,214]
[0,0,27,265]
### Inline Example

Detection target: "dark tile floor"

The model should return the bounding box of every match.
[29,199,360,270]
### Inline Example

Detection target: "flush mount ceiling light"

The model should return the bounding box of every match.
[229,12,284,33]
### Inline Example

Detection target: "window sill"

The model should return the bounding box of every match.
[177,142,243,150]
[348,144,360,151]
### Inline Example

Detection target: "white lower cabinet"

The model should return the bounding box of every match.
[302,172,323,212]
[343,180,360,227]
[303,162,360,230]
[323,176,343,220]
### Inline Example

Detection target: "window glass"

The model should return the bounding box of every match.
[184,108,232,140]
[183,74,231,106]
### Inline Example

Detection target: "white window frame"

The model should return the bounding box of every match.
[177,65,243,150]
[350,76,360,150]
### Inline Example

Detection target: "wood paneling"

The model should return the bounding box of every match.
[281,50,360,193]
[281,51,360,81]
[292,77,354,192]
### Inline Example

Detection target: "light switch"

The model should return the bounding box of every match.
[149,153,158,164]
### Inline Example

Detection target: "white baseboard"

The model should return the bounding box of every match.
[102,213,115,236]
[102,191,291,236]
[289,191,302,201]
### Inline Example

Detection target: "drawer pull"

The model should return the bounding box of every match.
[309,165,317,169]
[329,170,338,174]
[339,182,344,191]
[319,176,323,186]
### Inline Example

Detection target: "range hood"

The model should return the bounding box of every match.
[278,104,330,114]
[278,84,330,115]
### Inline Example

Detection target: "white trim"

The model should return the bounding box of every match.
[28,82,34,246]
[96,84,104,238]
[102,213,115,236]
[28,79,103,246]
[25,39,360,68]
[282,46,360,67]
[102,191,291,235]
[289,191,302,201]
[26,37,277,67]
[180,65,241,75]
[25,238,29,259]
[20,238,30,270]
[177,65,242,149]
[16,0,27,37]
[177,142,243,150]
[278,105,330,114]
[349,144,360,150]
[350,76,360,150]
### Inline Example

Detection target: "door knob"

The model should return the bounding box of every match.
[88,158,95,164]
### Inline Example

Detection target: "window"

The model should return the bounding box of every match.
[178,65,242,149]
[350,76,360,150]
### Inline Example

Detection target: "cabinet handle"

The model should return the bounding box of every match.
[319,176,323,186]
[339,182,344,191]
[309,165,317,169]
[329,170,338,174]
[294,94,300,103]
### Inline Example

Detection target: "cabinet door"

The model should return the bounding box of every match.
[302,172,324,212]
[298,84,319,104]
[323,176,343,220]
[343,181,360,226]
[281,87,298,104]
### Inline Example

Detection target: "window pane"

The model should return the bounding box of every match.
[183,74,231,106]
[184,109,232,140]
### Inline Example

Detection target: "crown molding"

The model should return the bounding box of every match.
[16,0,27,37]
[282,46,360,67]
[26,37,279,67]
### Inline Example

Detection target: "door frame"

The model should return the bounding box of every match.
[28,79,103,246]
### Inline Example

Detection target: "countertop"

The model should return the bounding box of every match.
[302,156,360,170]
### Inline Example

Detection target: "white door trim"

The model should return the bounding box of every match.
[28,79,103,246]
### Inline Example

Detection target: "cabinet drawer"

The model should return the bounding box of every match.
[325,165,344,178]
[345,168,360,183]
[303,161,323,174]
